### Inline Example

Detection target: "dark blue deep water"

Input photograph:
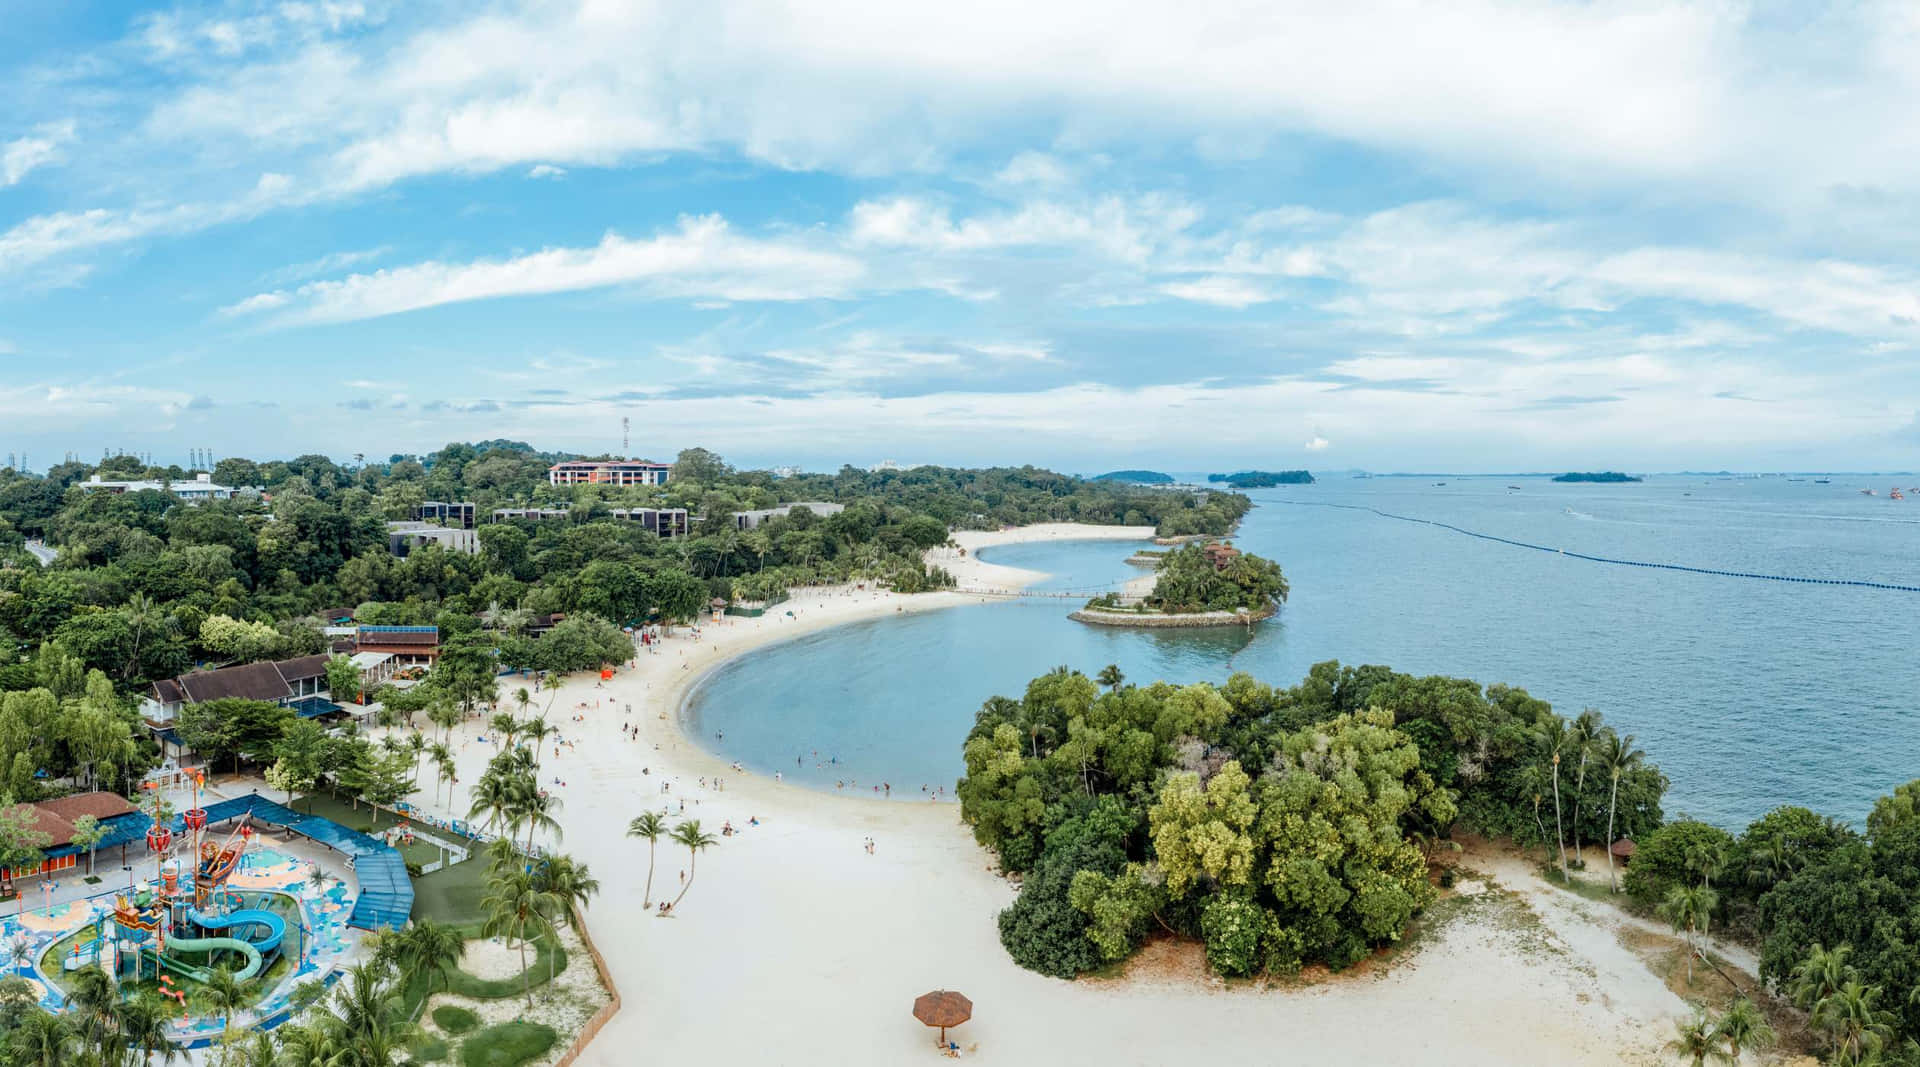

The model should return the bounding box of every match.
[685,476,1920,827]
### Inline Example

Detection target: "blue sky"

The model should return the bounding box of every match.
[3,0,1920,473]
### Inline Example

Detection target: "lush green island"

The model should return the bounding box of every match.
[1091,470,1174,485]
[1075,543,1287,627]
[1208,470,1314,488]
[961,657,1920,1063]
[1551,471,1642,483]
[960,660,1665,977]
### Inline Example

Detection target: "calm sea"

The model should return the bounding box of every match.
[684,475,1920,828]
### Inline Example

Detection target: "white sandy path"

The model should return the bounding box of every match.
[397,523,1689,1067]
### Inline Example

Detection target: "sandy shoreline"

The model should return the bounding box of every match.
[392,521,1693,1066]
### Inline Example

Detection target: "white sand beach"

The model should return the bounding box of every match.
[400,522,1698,1067]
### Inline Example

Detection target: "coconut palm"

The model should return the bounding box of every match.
[1665,1010,1733,1067]
[1656,884,1718,984]
[482,866,559,1007]
[1713,997,1775,1061]
[1781,940,1858,1005]
[405,731,427,788]
[11,1010,79,1067]
[516,789,563,854]
[395,918,466,1004]
[627,811,668,907]
[1096,664,1125,691]
[311,960,417,1066]
[428,742,453,805]
[61,967,122,1053]
[534,853,599,991]
[1535,717,1571,882]
[668,819,719,912]
[197,968,247,1048]
[489,712,519,750]
[1567,709,1603,864]
[118,997,180,1066]
[519,718,557,769]
[1813,979,1896,1063]
[1597,730,1643,892]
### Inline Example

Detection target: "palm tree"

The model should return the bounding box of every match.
[519,718,557,770]
[118,998,180,1066]
[1536,718,1571,882]
[1665,1010,1733,1067]
[517,789,563,854]
[627,812,668,907]
[1567,710,1602,864]
[1713,997,1775,1062]
[198,968,247,1048]
[489,712,519,750]
[12,1010,79,1067]
[668,819,719,912]
[62,967,122,1054]
[395,918,466,1005]
[405,731,427,789]
[1657,884,1718,984]
[534,853,599,991]
[1598,731,1643,892]
[482,866,559,1007]
[308,864,330,894]
[1813,980,1896,1063]
[312,960,418,1066]
[1789,943,1855,1010]
[428,742,453,805]
[1096,664,1125,691]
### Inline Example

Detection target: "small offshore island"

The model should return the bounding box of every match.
[1072,542,1288,627]
[1552,470,1643,483]
[1207,469,1315,488]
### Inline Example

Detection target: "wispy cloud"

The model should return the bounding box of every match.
[2,121,75,186]
[221,216,870,325]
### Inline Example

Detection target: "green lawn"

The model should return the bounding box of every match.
[432,1004,479,1035]
[290,789,478,869]
[457,1022,557,1067]
[411,854,492,927]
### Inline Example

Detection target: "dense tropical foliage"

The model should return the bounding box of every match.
[959,660,1665,979]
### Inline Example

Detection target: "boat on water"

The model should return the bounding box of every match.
[1815,479,1831,484]
[1861,488,1877,496]
[1893,489,1907,500]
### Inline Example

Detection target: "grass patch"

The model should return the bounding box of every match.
[433,1004,480,1035]
[458,1022,557,1067]
[412,856,493,927]
[411,1035,451,1063]
[444,929,568,1000]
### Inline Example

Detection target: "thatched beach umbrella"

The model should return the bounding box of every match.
[913,989,973,1047]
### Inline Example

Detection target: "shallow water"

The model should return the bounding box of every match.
[686,475,1920,828]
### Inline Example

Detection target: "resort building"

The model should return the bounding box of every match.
[386,520,480,556]
[731,501,846,530]
[492,506,573,522]
[413,501,477,529]
[0,792,142,880]
[610,506,690,538]
[78,472,252,502]
[548,459,671,486]
[141,654,342,764]
[352,625,440,668]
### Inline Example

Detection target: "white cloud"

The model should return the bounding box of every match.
[1304,435,1329,452]
[527,164,567,179]
[222,215,870,324]
[1159,276,1271,308]
[993,151,1069,187]
[261,246,389,285]
[2,122,75,186]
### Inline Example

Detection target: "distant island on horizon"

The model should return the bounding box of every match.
[1208,470,1315,488]
[1552,471,1643,483]
[1091,469,1174,485]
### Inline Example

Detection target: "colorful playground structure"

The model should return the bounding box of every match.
[65,774,288,989]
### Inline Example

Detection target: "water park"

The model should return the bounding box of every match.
[2,775,373,1050]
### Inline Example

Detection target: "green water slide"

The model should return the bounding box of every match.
[152,935,264,982]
